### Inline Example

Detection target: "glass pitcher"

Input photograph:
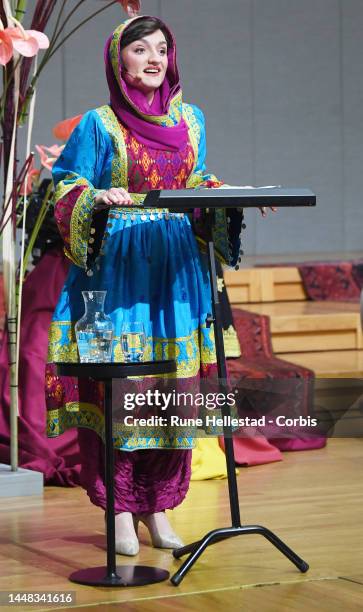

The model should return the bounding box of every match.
[75,291,114,363]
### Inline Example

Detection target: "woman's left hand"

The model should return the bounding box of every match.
[259,207,277,217]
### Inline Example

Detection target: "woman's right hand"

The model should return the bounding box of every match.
[94,187,134,210]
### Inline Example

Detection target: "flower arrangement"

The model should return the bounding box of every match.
[0,0,141,471]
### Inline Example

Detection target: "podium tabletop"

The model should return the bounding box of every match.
[144,187,316,210]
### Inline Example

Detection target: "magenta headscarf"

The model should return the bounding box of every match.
[104,16,189,152]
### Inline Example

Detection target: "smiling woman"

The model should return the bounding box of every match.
[45,14,245,558]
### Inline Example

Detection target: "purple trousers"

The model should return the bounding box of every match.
[77,428,192,514]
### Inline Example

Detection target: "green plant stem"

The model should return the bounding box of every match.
[48,0,68,47]
[15,0,27,21]
[49,1,117,60]
[50,0,87,46]
[0,58,22,122]
[21,181,53,277]
[35,0,102,81]
[35,0,69,75]
[18,1,116,119]
[29,0,84,96]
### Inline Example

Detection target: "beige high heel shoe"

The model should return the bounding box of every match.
[105,511,139,556]
[133,512,184,549]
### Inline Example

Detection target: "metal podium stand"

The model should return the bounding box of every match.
[56,360,176,587]
[144,187,315,585]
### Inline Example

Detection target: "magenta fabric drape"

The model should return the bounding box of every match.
[0,248,81,486]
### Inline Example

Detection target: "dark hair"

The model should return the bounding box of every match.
[120,17,172,51]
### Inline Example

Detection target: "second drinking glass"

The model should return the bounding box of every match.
[120,322,146,362]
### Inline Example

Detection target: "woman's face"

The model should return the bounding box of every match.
[121,29,168,102]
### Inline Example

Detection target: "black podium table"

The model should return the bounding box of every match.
[56,360,176,587]
[142,187,312,585]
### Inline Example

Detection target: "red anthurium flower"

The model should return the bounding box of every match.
[52,114,83,141]
[120,1,141,17]
[26,30,49,49]
[46,144,65,156]
[35,144,64,171]
[101,1,140,17]
[0,17,49,64]
[19,160,41,196]
[8,27,38,57]
[0,28,13,65]
[6,19,49,58]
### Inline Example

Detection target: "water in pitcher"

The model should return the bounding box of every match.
[76,330,113,363]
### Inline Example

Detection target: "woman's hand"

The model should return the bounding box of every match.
[259,207,277,217]
[94,188,133,210]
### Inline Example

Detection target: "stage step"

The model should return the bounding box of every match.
[238,301,363,353]
[224,267,307,303]
[280,349,363,378]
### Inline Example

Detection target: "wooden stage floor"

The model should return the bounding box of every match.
[0,439,362,611]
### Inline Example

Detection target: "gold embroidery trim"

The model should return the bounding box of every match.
[69,184,95,268]
[48,322,217,372]
[183,103,200,181]
[95,105,129,190]
[47,402,195,449]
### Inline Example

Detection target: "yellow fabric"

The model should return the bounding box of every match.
[191,438,239,480]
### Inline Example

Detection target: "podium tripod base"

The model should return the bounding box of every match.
[171,525,309,586]
[70,565,169,587]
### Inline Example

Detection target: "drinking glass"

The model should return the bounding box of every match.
[121,322,146,362]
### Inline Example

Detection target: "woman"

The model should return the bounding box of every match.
[45,15,245,556]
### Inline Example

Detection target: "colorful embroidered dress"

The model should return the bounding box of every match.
[46,17,243,455]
